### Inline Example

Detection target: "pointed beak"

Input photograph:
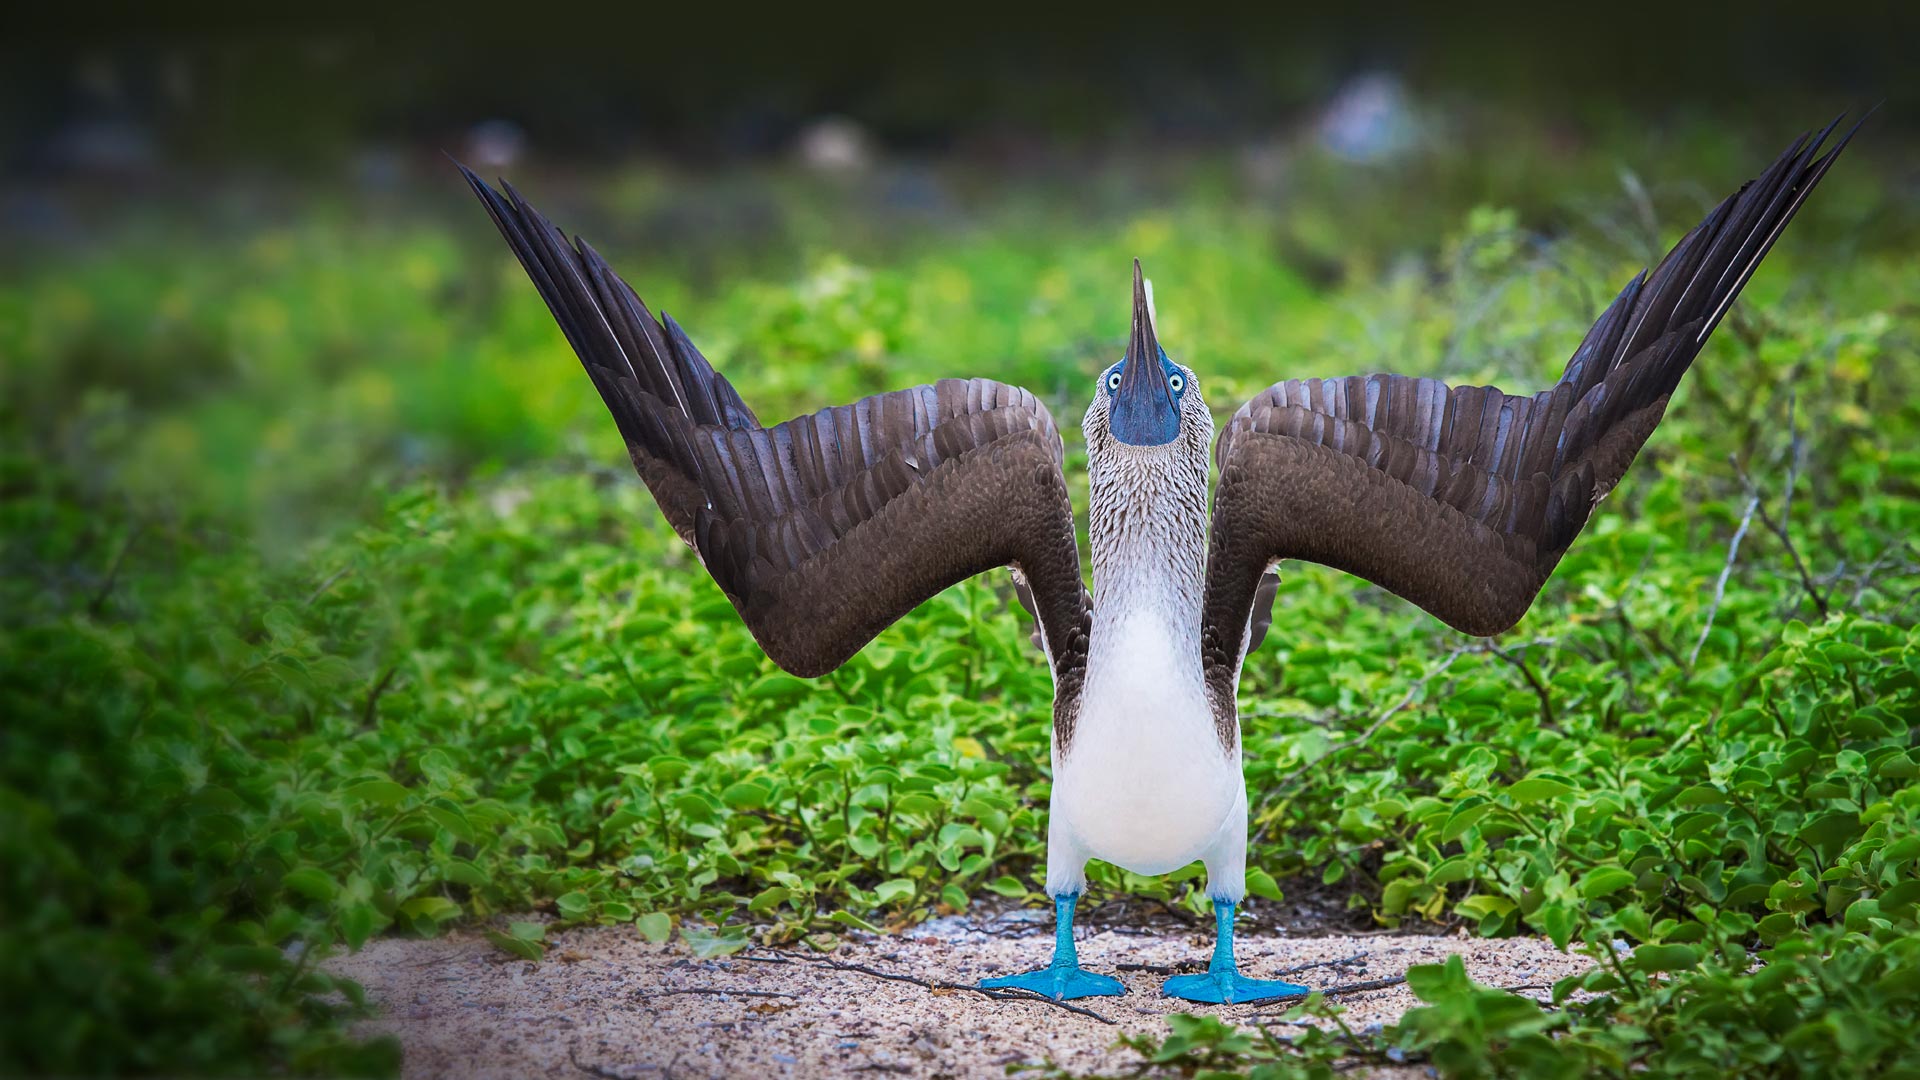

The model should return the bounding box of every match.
[1109,259,1180,446]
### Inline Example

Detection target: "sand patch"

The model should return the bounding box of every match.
[327,914,1591,1078]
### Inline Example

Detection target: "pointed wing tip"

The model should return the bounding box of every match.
[450,156,495,198]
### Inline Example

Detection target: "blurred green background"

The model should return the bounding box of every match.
[5,11,1920,1077]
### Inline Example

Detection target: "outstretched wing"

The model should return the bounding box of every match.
[460,167,1092,730]
[1202,117,1859,707]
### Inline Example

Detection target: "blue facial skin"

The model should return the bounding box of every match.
[1107,347,1187,446]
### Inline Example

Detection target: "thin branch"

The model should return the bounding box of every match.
[636,988,797,1000]
[305,564,353,606]
[1249,975,1409,1011]
[1730,394,1830,619]
[569,1044,665,1080]
[811,957,1117,1025]
[1117,951,1369,978]
[362,665,399,729]
[1481,639,1557,730]
[1689,494,1761,670]
[87,522,143,617]
[1732,455,1830,619]
[1248,645,1470,847]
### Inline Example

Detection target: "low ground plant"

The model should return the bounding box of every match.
[3,116,1916,1076]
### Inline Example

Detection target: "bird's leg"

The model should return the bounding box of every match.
[978,892,1125,1000]
[1161,898,1309,1004]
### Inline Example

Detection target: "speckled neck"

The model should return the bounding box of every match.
[1082,376,1214,666]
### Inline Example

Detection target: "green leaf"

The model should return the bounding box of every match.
[648,756,693,785]
[342,778,409,806]
[425,804,476,843]
[682,927,750,958]
[1877,880,1920,917]
[1507,776,1575,804]
[636,913,672,943]
[1440,801,1494,843]
[1579,867,1638,900]
[720,781,770,810]
[985,875,1028,898]
[1797,811,1861,860]
[555,891,592,919]
[1633,944,1700,973]
[827,910,882,933]
[341,904,382,950]
[747,886,791,913]
[399,895,461,922]
[1538,902,1576,951]
[213,945,287,974]
[485,930,543,961]
[281,867,338,903]
[1245,867,1284,902]
[441,859,490,888]
[1406,955,1472,1001]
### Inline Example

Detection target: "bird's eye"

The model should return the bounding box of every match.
[1106,369,1123,391]
[1168,372,1185,394]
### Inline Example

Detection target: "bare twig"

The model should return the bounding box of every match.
[1688,494,1761,670]
[1249,975,1409,1011]
[88,522,143,616]
[1248,645,1470,848]
[305,564,352,606]
[1116,952,1368,978]
[1274,952,1370,978]
[637,988,797,1000]
[362,665,399,728]
[1481,639,1557,730]
[1846,543,1920,611]
[569,1044,665,1079]
[811,957,1117,1025]
[1730,396,1830,619]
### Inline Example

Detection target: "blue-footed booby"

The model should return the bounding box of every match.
[458,116,1856,1004]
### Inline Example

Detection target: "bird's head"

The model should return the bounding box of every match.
[1083,260,1211,465]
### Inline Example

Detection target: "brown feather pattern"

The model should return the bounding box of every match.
[1201,118,1860,717]
[459,166,1092,741]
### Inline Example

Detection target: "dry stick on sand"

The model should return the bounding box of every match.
[1118,951,1371,978]
[636,988,798,1000]
[753,951,1119,1025]
[1248,975,1410,1011]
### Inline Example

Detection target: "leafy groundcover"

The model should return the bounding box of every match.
[4,125,1918,1077]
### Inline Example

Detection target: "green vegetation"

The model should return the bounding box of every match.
[3,117,1917,1076]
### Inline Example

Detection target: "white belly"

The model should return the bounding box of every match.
[1052,614,1242,876]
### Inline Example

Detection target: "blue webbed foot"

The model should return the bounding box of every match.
[1163,897,1312,1004]
[979,891,1125,1000]
[1161,969,1308,1005]
[982,964,1125,1001]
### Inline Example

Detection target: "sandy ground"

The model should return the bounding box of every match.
[327,910,1591,1079]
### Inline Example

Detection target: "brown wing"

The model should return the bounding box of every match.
[459,167,1091,729]
[1202,117,1860,708]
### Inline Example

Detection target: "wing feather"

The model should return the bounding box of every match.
[460,165,1093,742]
[1203,118,1861,713]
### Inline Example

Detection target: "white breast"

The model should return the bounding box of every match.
[1052,610,1241,876]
